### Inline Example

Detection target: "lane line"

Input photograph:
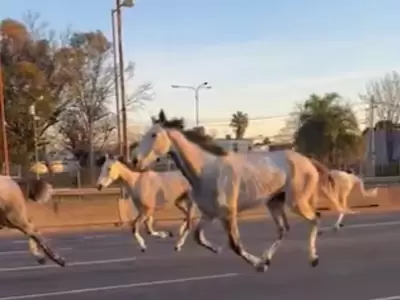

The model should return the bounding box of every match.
[0,257,137,272]
[369,296,400,300]
[0,247,72,256]
[320,220,400,231]
[0,273,239,300]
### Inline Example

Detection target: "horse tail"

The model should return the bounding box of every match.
[26,178,53,203]
[310,158,335,189]
[351,174,378,197]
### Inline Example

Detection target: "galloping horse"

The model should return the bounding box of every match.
[96,154,197,252]
[131,110,349,272]
[0,176,66,267]
[327,169,377,231]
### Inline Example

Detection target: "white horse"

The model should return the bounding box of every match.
[131,110,348,272]
[96,154,198,252]
[0,176,66,266]
[327,169,377,231]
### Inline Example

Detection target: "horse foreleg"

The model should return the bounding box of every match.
[291,204,320,267]
[221,214,263,271]
[130,213,148,252]
[144,215,171,239]
[174,193,195,235]
[193,216,221,254]
[174,198,196,252]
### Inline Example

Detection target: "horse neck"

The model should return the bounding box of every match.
[167,130,216,187]
[115,162,140,186]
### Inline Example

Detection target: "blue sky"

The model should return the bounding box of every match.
[2,0,400,138]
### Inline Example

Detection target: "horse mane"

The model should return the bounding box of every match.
[17,178,53,203]
[97,154,152,173]
[160,118,228,156]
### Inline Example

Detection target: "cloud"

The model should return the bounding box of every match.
[124,38,400,138]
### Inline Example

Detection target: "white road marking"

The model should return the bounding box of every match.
[321,220,400,231]
[0,257,136,272]
[369,296,400,300]
[0,247,72,256]
[82,235,110,240]
[0,273,239,300]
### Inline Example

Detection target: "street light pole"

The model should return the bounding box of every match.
[115,0,135,163]
[0,34,10,176]
[111,9,122,156]
[171,82,211,127]
[113,0,135,226]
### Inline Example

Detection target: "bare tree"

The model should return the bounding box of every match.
[56,31,153,182]
[361,71,400,124]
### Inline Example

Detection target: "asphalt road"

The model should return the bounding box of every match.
[1,212,400,300]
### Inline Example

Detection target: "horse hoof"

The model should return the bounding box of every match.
[256,263,268,273]
[168,231,174,237]
[56,257,66,267]
[140,248,147,253]
[338,223,344,228]
[214,247,222,254]
[37,257,46,265]
[265,259,271,266]
[174,246,182,252]
[317,231,324,236]
[310,257,319,268]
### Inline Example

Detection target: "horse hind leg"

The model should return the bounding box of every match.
[144,215,171,239]
[259,197,288,268]
[14,221,65,267]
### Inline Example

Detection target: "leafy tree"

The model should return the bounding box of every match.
[294,93,363,166]
[230,111,249,139]
[1,16,74,166]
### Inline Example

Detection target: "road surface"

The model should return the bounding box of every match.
[1,211,400,300]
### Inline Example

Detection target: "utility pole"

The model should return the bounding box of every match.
[0,36,9,176]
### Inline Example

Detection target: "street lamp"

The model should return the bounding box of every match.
[112,0,135,226]
[112,0,135,161]
[171,82,212,127]
[0,33,10,175]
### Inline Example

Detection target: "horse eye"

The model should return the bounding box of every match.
[151,133,157,138]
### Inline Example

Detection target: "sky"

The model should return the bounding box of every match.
[1,0,400,139]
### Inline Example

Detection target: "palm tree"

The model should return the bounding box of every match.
[230,111,249,139]
[294,93,363,167]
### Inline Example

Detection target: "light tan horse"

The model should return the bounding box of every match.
[96,154,197,252]
[324,169,377,231]
[0,176,66,267]
[131,110,349,272]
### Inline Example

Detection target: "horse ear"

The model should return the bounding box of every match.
[158,109,167,123]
